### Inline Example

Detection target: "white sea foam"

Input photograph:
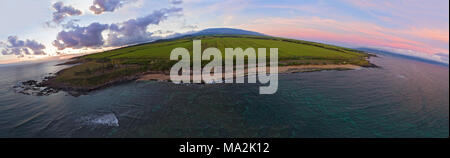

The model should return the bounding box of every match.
[80,113,119,127]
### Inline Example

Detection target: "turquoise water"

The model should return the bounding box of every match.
[0,55,448,138]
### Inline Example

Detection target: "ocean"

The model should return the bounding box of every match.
[0,54,448,138]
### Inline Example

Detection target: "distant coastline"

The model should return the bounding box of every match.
[357,48,449,67]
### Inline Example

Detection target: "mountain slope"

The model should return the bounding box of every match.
[188,28,266,36]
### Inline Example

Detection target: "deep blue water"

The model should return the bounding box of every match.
[0,55,448,138]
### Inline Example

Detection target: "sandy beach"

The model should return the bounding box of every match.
[137,64,361,82]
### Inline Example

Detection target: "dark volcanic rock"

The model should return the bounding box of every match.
[14,77,60,96]
[22,80,38,86]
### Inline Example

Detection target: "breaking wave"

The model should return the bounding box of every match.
[79,113,119,127]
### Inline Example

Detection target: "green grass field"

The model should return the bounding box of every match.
[50,35,374,89]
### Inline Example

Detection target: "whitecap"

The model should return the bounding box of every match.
[80,113,119,127]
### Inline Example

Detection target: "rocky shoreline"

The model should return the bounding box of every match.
[13,75,60,96]
[43,73,144,97]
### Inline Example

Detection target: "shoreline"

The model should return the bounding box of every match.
[14,35,380,96]
[137,64,361,82]
[44,64,361,95]
[19,63,369,97]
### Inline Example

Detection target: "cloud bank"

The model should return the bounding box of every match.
[1,36,46,57]
[434,53,449,63]
[53,23,109,50]
[53,7,183,50]
[107,7,183,46]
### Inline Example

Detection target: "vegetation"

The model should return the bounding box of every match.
[48,35,375,90]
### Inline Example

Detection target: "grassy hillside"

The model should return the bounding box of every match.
[48,35,374,90]
[84,35,371,64]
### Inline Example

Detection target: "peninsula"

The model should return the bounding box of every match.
[42,29,376,93]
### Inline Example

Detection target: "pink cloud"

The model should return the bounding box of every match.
[238,17,449,55]
[402,28,449,43]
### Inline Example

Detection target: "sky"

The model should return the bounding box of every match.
[0,0,448,64]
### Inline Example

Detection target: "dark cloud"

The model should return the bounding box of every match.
[51,2,82,24]
[1,36,46,57]
[169,0,183,5]
[53,23,109,50]
[106,7,183,46]
[90,0,136,14]
[53,7,182,50]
